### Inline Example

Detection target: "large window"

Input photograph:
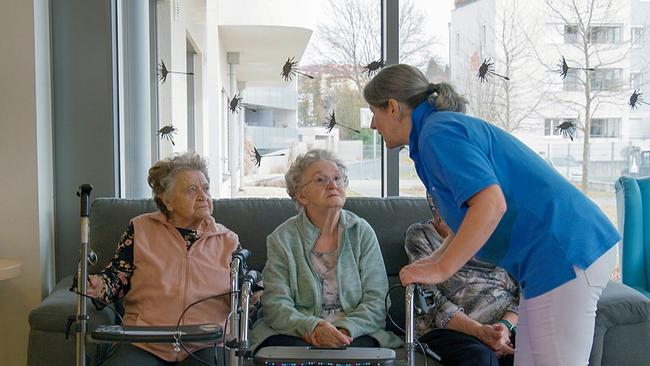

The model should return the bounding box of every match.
[127,0,649,237]
[107,0,650,283]
[398,0,454,197]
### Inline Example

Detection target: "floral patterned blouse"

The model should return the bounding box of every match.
[95,223,200,305]
[405,221,521,338]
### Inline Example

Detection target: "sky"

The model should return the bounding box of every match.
[420,0,455,64]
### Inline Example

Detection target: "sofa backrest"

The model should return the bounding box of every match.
[88,197,431,276]
[87,197,430,332]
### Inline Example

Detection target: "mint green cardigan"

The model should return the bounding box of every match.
[250,209,403,350]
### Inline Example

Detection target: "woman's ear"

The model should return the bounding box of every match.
[295,188,310,207]
[162,195,174,213]
[387,98,400,117]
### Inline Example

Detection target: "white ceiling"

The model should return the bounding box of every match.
[219,25,313,86]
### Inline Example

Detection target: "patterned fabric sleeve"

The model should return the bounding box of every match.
[96,224,135,305]
[405,222,464,331]
[502,271,521,315]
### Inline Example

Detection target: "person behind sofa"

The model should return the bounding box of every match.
[250,149,402,351]
[86,152,239,365]
[363,64,619,366]
[406,192,520,366]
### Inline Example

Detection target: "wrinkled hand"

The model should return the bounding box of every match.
[303,321,352,348]
[86,275,106,298]
[475,323,513,355]
[399,260,440,286]
[495,339,515,358]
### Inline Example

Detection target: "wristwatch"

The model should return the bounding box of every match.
[498,319,516,333]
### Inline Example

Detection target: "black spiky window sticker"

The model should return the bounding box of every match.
[157,124,177,146]
[227,93,257,114]
[325,111,360,134]
[229,93,244,113]
[250,146,286,167]
[363,59,384,76]
[476,58,509,82]
[629,90,648,109]
[157,59,194,83]
[557,56,594,79]
[281,57,314,82]
[555,120,577,141]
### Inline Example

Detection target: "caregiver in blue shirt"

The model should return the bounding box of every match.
[363,64,619,366]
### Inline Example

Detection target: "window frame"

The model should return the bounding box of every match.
[590,118,621,138]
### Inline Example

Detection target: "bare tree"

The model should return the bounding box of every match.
[541,0,638,192]
[458,0,545,133]
[491,1,546,132]
[461,70,502,124]
[315,0,434,94]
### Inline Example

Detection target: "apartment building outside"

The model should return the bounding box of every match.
[450,0,650,190]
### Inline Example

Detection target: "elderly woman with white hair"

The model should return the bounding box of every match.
[250,149,401,351]
[86,152,240,365]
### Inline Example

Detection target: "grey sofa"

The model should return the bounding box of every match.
[28,197,650,365]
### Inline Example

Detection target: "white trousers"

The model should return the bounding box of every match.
[514,246,617,366]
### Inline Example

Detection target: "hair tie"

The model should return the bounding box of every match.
[427,83,437,94]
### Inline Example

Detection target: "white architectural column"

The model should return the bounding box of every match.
[119,0,154,198]
[227,52,241,197]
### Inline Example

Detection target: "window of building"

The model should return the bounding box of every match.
[590,118,621,138]
[630,72,642,90]
[564,24,578,43]
[587,25,622,44]
[591,68,623,91]
[545,119,578,138]
[545,119,562,137]
[564,69,581,91]
[632,27,644,46]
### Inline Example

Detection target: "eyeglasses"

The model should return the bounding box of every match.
[300,173,349,188]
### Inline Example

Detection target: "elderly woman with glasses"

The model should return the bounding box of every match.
[250,149,402,351]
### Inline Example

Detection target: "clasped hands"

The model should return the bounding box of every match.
[303,321,352,348]
[477,322,514,357]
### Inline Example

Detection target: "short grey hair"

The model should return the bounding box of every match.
[147,152,209,217]
[363,63,468,113]
[285,149,348,208]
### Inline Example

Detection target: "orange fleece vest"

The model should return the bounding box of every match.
[123,212,238,361]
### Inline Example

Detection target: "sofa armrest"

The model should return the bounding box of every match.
[589,281,650,366]
[29,275,118,334]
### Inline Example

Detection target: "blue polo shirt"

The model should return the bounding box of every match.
[409,101,620,298]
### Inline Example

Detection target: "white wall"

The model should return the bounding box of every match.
[0,0,54,364]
